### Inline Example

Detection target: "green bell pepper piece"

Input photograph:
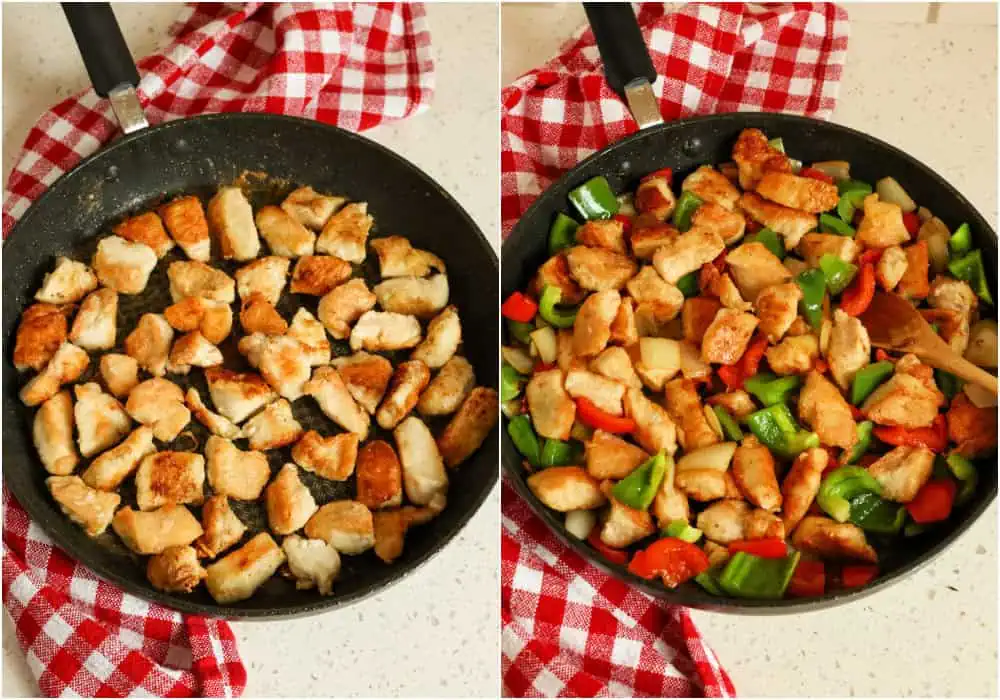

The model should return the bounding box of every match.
[836,194,855,223]
[712,405,744,441]
[935,369,964,400]
[746,403,819,459]
[850,361,894,405]
[904,520,931,537]
[843,421,874,465]
[569,176,619,220]
[500,364,526,402]
[694,563,727,596]
[948,249,993,305]
[672,191,703,232]
[795,268,827,330]
[507,414,542,467]
[611,453,668,510]
[768,137,786,154]
[949,222,972,258]
[945,453,978,505]
[718,551,801,599]
[749,227,785,260]
[508,319,534,344]
[819,254,859,296]
[817,466,882,523]
[819,212,856,236]
[549,212,579,255]
[744,373,801,406]
[540,438,583,467]
[676,270,700,298]
[848,492,906,534]
[837,179,873,197]
[663,520,702,543]
[538,285,578,328]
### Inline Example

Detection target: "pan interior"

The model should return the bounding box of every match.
[3,114,498,618]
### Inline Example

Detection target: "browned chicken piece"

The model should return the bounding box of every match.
[355,440,403,509]
[437,387,499,468]
[147,546,207,593]
[92,236,158,295]
[194,495,246,559]
[690,201,746,245]
[609,297,639,346]
[696,499,750,544]
[292,431,360,481]
[373,274,449,319]
[584,430,649,480]
[372,504,441,564]
[681,297,722,343]
[333,351,395,415]
[785,316,812,337]
[417,355,475,417]
[167,260,235,303]
[725,241,792,302]
[126,377,190,442]
[630,222,679,260]
[112,504,203,555]
[624,388,677,456]
[305,501,376,554]
[732,128,791,190]
[711,273,752,312]
[186,388,241,439]
[706,390,756,419]
[395,417,448,506]
[240,293,288,336]
[412,305,462,369]
[856,194,909,248]
[755,282,802,343]
[600,497,656,548]
[280,186,345,230]
[242,399,305,451]
[732,438,782,511]
[564,245,637,291]
[163,296,232,345]
[635,172,676,220]
[755,172,839,213]
[35,257,98,305]
[167,330,224,375]
[796,233,860,268]
[862,363,944,430]
[738,192,816,249]
[895,241,930,300]
[159,196,210,262]
[316,202,371,263]
[20,342,89,407]
[525,369,575,440]
[114,211,174,258]
[791,516,878,563]
[124,313,174,377]
[204,533,285,604]
[652,455,689,527]
[135,451,205,511]
[257,336,311,402]
[377,360,431,430]
[234,256,289,305]
[255,205,315,257]
[572,289,620,357]
[527,466,606,512]
[589,346,642,389]
[766,334,819,376]
[928,276,978,316]
[532,254,586,305]
[68,288,118,352]
[626,266,684,322]
[826,309,871,391]
[701,309,758,365]
[14,303,68,371]
[282,536,341,595]
[204,367,277,424]
[304,366,370,438]
[564,369,625,416]
[318,279,377,339]
[208,186,261,260]
[946,393,998,458]
[205,436,271,501]
[289,255,353,296]
[34,391,80,476]
[868,446,935,503]
[576,219,627,254]
[682,165,741,210]
[286,308,331,366]
[47,475,121,537]
[663,378,717,451]
[370,236,445,278]
[651,226,725,285]
[74,382,131,458]
[266,464,318,536]
[781,448,828,532]
[744,509,785,541]
[350,311,423,353]
[875,245,909,291]
[920,307,969,355]
[798,370,857,450]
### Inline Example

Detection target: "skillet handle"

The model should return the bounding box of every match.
[583,3,663,129]
[61,2,149,134]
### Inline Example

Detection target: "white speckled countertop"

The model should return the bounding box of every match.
[501,3,997,697]
[2,3,498,697]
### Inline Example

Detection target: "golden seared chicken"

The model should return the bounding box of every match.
[265,464,318,536]
[376,361,431,430]
[92,236,158,294]
[355,440,404,510]
[208,186,261,261]
[69,288,118,351]
[147,546,207,593]
[305,500,375,555]
[349,310,422,352]
[316,202,372,263]
[167,260,235,303]
[241,399,304,451]
[394,416,448,506]
[112,505,203,555]
[81,426,155,491]
[371,235,446,278]
[234,255,290,305]
[287,309,331,366]
[204,367,277,424]
[289,255,353,295]
[282,535,341,595]
[255,206,315,258]
[317,279,378,339]
[126,378,190,443]
[304,366,370,438]
[332,351,395,415]
[163,296,232,345]
[292,430,360,481]
[436,387,499,468]
[114,211,174,259]
[205,533,285,604]
[135,451,206,511]
[411,305,461,369]
[47,476,120,537]
[205,436,271,501]
[159,196,211,262]
[373,274,449,318]
[185,388,242,439]
[124,313,174,377]
[33,391,79,477]
[73,382,131,458]
[14,303,69,372]
[35,257,98,304]
[20,342,89,407]
[280,186,345,231]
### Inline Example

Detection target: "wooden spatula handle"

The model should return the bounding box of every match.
[930,351,999,394]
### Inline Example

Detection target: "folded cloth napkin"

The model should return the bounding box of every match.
[2,3,433,697]
[500,3,849,697]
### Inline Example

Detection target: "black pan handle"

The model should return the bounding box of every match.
[582,3,663,129]
[61,2,149,134]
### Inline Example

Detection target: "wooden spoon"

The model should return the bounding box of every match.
[858,291,998,394]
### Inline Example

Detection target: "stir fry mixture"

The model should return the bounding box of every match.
[16,183,497,604]
[502,128,997,600]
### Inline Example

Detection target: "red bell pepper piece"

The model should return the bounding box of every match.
[873,414,948,453]
[613,213,632,236]
[788,559,825,598]
[502,292,538,323]
[849,404,866,421]
[628,537,710,587]
[902,211,921,239]
[857,453,879,468]
[712,250,728,273]
[839,262,876,317]
[875,348,891,362]
[841,564,878,588]
[587,530,629,565]
[717,364,745,391]
[740,334,769,376]
[813,357,829,374]
[906,478,957,523]
[728,537,787,559]
[643,167,673,184]
[859,248,883,266]
[533,361,555,373]
[799,167,835,184]
[575,397,636,434]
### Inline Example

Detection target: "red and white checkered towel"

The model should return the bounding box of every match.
[2,3,432,697]
[501,3,849,697]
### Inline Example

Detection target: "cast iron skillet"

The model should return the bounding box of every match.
[501,4,997,613]
[3,4,498,618]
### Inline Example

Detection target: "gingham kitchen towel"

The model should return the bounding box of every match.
[501,3,849,697]
[2,3,432,697]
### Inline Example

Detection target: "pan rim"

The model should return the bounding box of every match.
[501,111,997,614]
[4,111,499,619]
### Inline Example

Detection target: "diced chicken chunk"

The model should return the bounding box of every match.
[47,476,120,537]
[862,368,943,429]
[332,351,395,415]
[240,293,288,336]
[532,254,586,305]
[766,334,819,375]
[395,416,448,506]
[585,430,649,480]
[630,222,678,260]
[895,241,930,300]
[68,288,117,351]
[791,516,877,563]
[305,501,375,554]
[856,194,909,248]
[287,309,331,366]
[797,233,859,268]
[682,165,741,210]
[652,455,689,527]
[257,336,311,401]
[664,378,717,451]
[234,256,289,305]
[35,257,97,304]
[370,236,446,278]
[33,391,79,476]
[372,505,440,564]
[798,370,857,449]
[624,387,677,456]
[876,245,908,291]
[868,446,935,503]
[744,509,785,541]
[242,399,304,451]
[573,289,620,357]
[691,202,746,245]
[589,346,642,389]
[412,305,461,369]
[73,382,130,457]
[303,366,370,439]
[564,369,625,416]
[600,497,655,548]
[929,276,978,316]
[289,255,353,296]
[280,186,345,230]
[112,505,203,555]
[113,211,174,258]
[781,448,829,531]
[135,451,205,511]
[256,205,315,257]
[349,310,422,352]
[725,241,792,302]
[208,186,260,261]
[417,355,476,416]
[527,466,606,512]
[635,173,676,220]
[265,464,318,535]
[204,367,277,424]
[701,309,758,365]
[739,192,816,249]
[652,227,725,285]
[437,387,499,468]
[316,202,371,263]
[756,172,838,213]
[377,360,431,430]
[124,313,173,377]
[355,440,404,509]
[525,369,575,440]
[205,436,271,500]
[20,342,89,406]
[732,439,782,511]
[755,283,802,343]
[167,260,235,303]
[696,500,749,544]
[163,296,232,345]
[576,219,627,254]
[282,535,340,595]
[92,236,157,294]
[14,303,68,371]
[159,196,210,262]
[167,330,224,375]
[147,546,207,593]
[373,274,449,318]
[126,378,190,442]
[204,533,284,604]
[732,128,791,190]
[318,279,378,339]
[626,266,684,323]
[826,309,871,391]
[564,246,637,291]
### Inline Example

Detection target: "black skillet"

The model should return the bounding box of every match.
[3,4,498,618]
[501,4,997,613]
